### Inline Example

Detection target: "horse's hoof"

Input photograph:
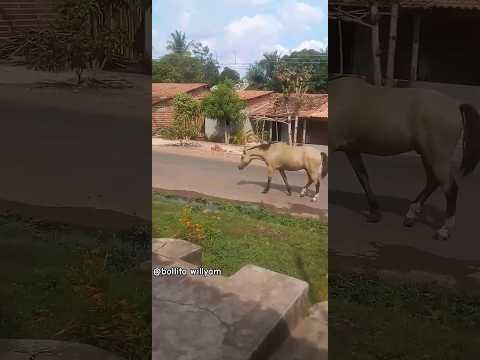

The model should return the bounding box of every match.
[311,197,318,202]
[366,212,381,223]
[403,217,415,227]
[434,229,450,241]
[287,192,292,196]
[299,193,305,198]
[262,190,269,194]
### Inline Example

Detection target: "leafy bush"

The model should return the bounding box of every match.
[161,93,203,144]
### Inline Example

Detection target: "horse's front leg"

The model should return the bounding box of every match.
[262,167,274,194]
[404,159,438,227]
[346,151,381,222]
[279,169,292,195]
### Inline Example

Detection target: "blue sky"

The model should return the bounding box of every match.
[152,0,328,73]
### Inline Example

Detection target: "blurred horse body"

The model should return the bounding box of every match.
[330,76,480,240]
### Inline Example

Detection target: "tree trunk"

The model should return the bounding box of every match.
[287,115,292,145]
[224,122,230,144]
[294,116,299,146]
[302,119,307,145]
[410,14,421,82]
[370,2,382,86]
[338,18,344,74]
[385,2,399,87]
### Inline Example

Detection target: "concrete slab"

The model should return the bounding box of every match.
[152,238,203,266]
[152,263,309,360]
[0,339,123,360]
[269,302,328,360]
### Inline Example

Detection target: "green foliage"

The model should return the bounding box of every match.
[219,67,240,83]
[230,128,256,145]
[152,54,204,83]
[153,31,219,86]
[16,0,130,84]
[247,49,328,93]
[201,80,247,144]
[161,93,202,143]
[166,30,192,54]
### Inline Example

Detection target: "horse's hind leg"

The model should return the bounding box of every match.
[435,180,458,240]
[346,151,381,222]
[312,176,321,202]
[279,169,292,195]
[300,173,314,197]
[404,158,438,227]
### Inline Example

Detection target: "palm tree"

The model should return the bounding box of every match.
[166,30,192,54]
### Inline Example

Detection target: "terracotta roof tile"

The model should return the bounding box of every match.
[248,93,328,120]
[152,83,208,105]
[236,90,274,101]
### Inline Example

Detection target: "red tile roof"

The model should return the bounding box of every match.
[248,93,328,120]
[152,83,209,105]
[236,90,274,101]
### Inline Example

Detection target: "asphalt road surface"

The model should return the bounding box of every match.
[330,151,480,270]
[152,149,327,218]
[0,83,151,227]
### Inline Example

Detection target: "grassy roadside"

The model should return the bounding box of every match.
[330,271,480,359]
[0,217,151,360]
[152,193,328,302]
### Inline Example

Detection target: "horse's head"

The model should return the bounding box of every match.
[238,148,252,170]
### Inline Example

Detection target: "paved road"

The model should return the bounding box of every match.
[330,151,480,272]
[0,83,151,228]
[152,149,327,218]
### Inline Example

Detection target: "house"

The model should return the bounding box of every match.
[248,93,328,146]
[329,0,480,106]
[152,83,209,135]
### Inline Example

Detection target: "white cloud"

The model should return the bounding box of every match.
[294,39,328,52]
[225,15,283,40]
[278,2,324,28]
[224,0,273,5]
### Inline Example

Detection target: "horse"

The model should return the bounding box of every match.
[238,142,328,201]
[330,76,480,240]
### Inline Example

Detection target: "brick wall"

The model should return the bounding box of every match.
[152,101,173,135]
[0,0,57,39]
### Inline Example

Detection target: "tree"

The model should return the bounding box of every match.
[17,0,130,85]
[166,30,192,54]
[219,67,240,83]
[246,49,328,93]
[152,54,204,83]
[192,42,219,86]
[246,51,282,90]
[161,93,202,144]
[201,80,247,144]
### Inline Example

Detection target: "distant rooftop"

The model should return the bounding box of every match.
[152,83,208,105]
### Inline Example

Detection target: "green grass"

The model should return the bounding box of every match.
[0,217,151,360]
[152,193,328,302]
[330,272,480,359]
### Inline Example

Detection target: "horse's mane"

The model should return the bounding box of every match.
[245,143,274,152]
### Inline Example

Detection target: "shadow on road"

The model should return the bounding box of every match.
[237,180,305,195]
[330,189,445,230]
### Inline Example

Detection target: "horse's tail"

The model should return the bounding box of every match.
[320,152,328,179]
[460,103,480,176]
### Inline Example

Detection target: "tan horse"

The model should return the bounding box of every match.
[238,142,328,201]
[330,76,480,240]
